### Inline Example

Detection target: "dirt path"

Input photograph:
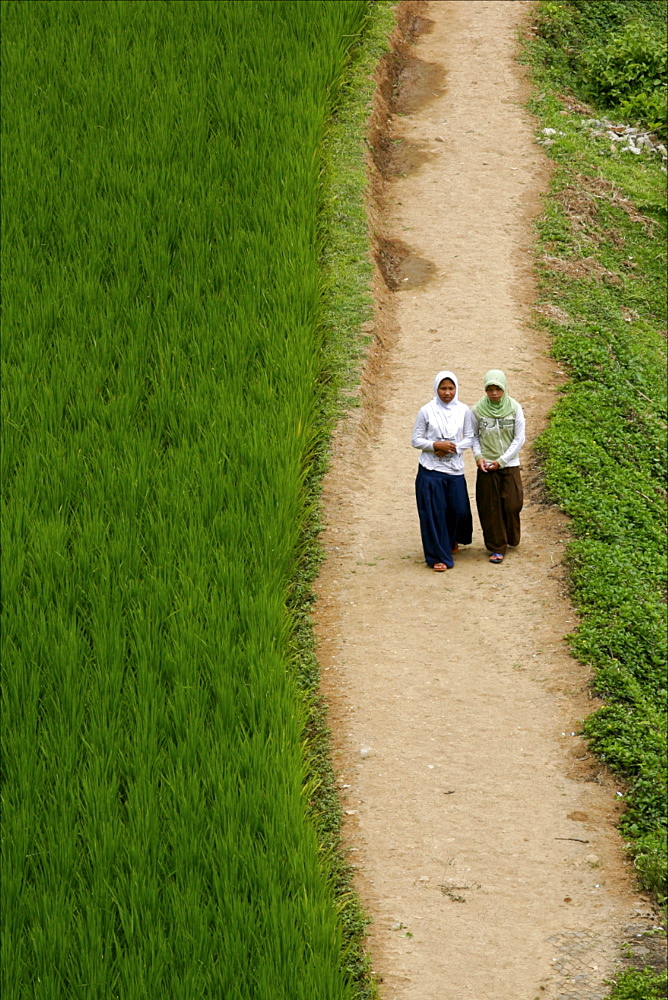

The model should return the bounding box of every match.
[314,2,660,998]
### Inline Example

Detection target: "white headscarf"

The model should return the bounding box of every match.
[426,370,464,439]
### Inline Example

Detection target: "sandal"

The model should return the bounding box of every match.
[489,553,504,564]
[451,545,459,554]
[433,562,448,572]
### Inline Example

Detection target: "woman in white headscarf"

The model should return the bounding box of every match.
[411,370,474,571]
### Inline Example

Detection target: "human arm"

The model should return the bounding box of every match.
[456,406,474,454]
[497,405,526,468]
[470,409,486,467]
[411,408,456,454]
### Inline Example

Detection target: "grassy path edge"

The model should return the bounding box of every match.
[290,4,397,996]
[521,4,667,995]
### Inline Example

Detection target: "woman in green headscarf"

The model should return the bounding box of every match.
[471,370,526,564]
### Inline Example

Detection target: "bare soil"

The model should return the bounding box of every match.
[314,2,663,998]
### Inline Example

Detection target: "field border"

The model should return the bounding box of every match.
[288,3,398,996]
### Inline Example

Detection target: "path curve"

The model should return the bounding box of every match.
[315,3,658,998]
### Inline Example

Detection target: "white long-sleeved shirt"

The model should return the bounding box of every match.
[470,404,525,468]
[411,403,473,475]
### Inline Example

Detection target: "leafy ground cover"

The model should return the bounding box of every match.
[607,967,668,1000]
[1,1,392,996]
[524,1,667,994]
[533,0,667,138]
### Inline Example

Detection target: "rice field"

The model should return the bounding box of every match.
[1,1,374,995]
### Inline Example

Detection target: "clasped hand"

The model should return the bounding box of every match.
[434,440,457,457]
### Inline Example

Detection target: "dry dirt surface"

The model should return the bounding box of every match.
[314,2,663,999]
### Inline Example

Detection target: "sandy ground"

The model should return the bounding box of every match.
[314,2,662,999]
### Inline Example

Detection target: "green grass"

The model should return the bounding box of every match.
[606,967,668,1000]
[524,0,667,919]
[1,1,394,996]
[288,4,397,995]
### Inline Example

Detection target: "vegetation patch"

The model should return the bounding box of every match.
[531,0,667,138]
[606,967,668,1000]
[525,0,667,936]
[1,1,395,996]
[290,3,397,996]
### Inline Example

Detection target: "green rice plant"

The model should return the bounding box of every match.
[1,1,383,996]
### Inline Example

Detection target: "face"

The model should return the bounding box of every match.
[485,384,504,403]
[437,378,456,404]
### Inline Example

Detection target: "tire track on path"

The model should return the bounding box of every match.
[315,3,658,998]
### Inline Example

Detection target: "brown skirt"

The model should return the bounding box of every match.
[475,466,523,555]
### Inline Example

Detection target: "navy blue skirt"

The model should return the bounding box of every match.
[415,465,473,568]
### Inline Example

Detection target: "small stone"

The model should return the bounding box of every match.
[542,127,557,135]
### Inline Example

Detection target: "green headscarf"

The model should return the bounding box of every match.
[473,369,517,419]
